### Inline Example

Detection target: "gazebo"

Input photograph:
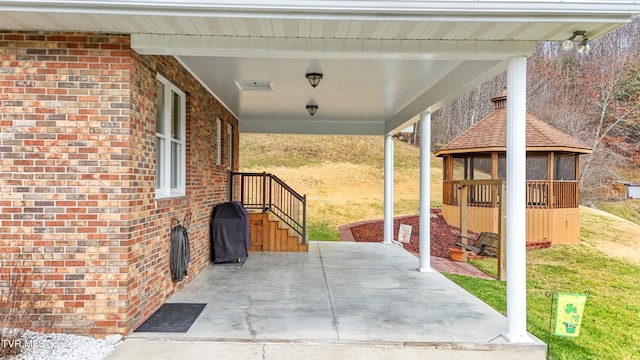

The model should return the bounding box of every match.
[434,91,592,245]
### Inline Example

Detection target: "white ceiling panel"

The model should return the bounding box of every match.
[0,1,637,134]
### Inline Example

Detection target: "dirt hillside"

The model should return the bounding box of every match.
[240,134,640,264]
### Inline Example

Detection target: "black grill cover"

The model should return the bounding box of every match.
[210,201,250,263]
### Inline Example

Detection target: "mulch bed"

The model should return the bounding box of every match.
[348,209,476,258]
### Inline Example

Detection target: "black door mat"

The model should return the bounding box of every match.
[213,257,247,266]
[134,303,206,333]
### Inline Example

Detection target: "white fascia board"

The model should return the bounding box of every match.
[385,59,510,134]
[0,1,638,18]
[132,34,536,61]
[239,118,386,135]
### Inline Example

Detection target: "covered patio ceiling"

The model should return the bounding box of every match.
[1,1,638,135]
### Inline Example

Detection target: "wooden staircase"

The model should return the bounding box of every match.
[248,211,308,252]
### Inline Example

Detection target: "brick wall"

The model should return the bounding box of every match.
[125,50,239,333]
[0,31,237,337]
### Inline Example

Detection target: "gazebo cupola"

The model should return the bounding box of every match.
[434,91,592,244]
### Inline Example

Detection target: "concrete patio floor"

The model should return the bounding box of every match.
[107,242,546,360]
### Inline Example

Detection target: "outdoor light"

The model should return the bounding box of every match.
[577,38,591,54]
[306,104,318,116]
[306,73,323,88]
[561,38,575,51]
[561,31,590,54]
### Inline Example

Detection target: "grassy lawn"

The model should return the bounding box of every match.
[446,245,640,360]
[594,200,640,226]
[307,221,341,241]
[240,134,441,240]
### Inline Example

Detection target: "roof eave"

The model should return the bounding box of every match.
[434,146,592,157]
[0,1,638,20]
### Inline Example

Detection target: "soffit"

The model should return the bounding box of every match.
[0,1,637,135]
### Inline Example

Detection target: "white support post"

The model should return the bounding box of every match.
[418,110,433,272]
[383,134,394,245]
[502,56,533,344]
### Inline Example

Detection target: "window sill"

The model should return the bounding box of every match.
[155,195,189,207]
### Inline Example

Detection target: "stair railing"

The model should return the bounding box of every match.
[229,171,306,242]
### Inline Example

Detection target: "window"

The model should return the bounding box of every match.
[216,118,221,166]
[155,74,186,198]
[526,154,548,180]
[555,154,576,180]
[227,124,233,169]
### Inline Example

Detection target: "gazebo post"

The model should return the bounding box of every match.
[548,152,555,209]
[575,155,581,204]
[458,184,470,262]
[491,152,499,207]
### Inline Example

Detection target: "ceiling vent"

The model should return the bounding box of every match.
[235,80,273,91]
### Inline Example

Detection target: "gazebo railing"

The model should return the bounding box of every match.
[443,180,579,209]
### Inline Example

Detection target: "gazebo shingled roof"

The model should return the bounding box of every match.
[434,90,592,156]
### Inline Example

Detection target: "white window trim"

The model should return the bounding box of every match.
[216,118,222,166]
[155,74,186,199]
[227,123,233,170]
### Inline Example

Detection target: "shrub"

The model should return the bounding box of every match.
[0,264,49,357]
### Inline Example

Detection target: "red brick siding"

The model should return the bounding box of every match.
[0,31,238,337]
[126,52,238,333]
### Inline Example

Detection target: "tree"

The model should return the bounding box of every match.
[527,21,640,199]
[428,73,506,149]
[425,16,640,201]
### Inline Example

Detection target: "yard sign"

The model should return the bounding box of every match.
[554,292,588,337]
[398,224,412,243]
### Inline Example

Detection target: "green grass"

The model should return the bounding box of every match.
[594,200,640,226]
[307,221,341,241]
[446,247,640,360]
[240,134,418,169]
[240,134,442,232]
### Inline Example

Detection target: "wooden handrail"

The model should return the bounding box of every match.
[229,172,307,242]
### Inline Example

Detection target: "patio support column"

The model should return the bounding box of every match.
[383,134,394,245]
[418,110,433,272]
[502,55,533,344]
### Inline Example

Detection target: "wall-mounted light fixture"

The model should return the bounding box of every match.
[306,104,318,116]
[306,73,323,88]
[562,31,590,54]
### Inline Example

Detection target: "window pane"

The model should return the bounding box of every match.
[472,157,492,179]
[526,156,548,180]
[171,90,181,140]
[498,154,506,180]
[555,155,576,180]
[452,158,465,180]
[171,142,179,188]
[156,80,164,133]
[156,136,163,188]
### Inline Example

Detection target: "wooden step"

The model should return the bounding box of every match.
[248,212,308,252]
[267,212,305,240]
